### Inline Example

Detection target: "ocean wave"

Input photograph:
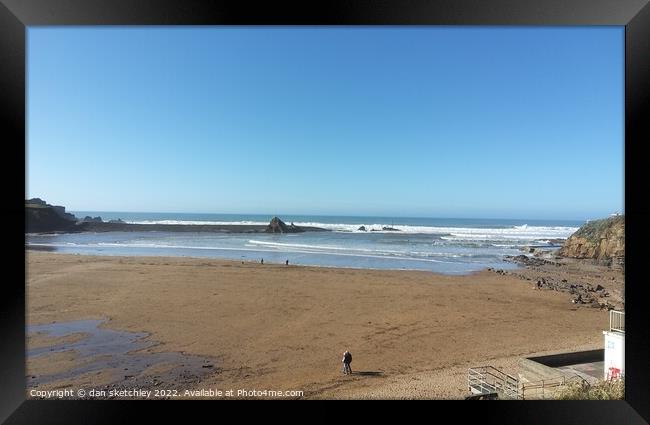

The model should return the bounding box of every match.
[124,219,577,239]
[247,239,395,254]
[27,241,461,264]
[246,240,504,261]
[246,240,417,257]
[288,223,577,238]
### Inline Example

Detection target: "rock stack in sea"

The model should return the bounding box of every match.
[558,215,624,269]
[265,216,305,233]
[382,226,400,231]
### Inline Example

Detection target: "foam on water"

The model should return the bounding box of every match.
[124,219,577,239]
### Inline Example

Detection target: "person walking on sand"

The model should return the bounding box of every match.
[286,259,289,266]
[261,258,264,265]
[342,350,352,375]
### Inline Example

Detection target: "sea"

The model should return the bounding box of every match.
[26,213,583,275]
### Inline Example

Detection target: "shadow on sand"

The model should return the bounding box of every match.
[354,371,383,377]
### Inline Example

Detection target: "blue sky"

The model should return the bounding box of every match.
[27,27,624,220]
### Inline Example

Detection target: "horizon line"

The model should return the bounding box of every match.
[64,209,602,222]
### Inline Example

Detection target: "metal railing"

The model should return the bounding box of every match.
[520,374,589,400]
[468,366,521,399]
[468,367,591,400]
[609,310,625,333]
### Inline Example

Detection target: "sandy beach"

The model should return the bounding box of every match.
[26,251,616,399]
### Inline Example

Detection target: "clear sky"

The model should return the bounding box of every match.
[27,27,624,220]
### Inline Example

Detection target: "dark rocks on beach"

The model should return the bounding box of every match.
[108,218,125,223]
[382,226,400,231]
[572,294,593,305]
[488,267,510,276]
[504,254,565,269]
[514,266,610,307]
[358,226,367,231]
[501,246,623,311]
[600,301,616,310]
[590,300,602,308]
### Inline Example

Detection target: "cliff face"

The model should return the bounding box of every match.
[26,200,78,233]
[558,216,624,268]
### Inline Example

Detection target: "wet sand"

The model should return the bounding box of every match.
[26,251,615,399]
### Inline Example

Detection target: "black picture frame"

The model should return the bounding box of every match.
[2,0,649,423]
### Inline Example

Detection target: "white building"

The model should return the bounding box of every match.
[603,310,624,379]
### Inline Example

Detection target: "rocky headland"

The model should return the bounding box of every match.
[558,215,624,269]
[500,216,625,311]
[25,199,78,233]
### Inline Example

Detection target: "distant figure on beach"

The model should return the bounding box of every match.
[261,258,264,265]
[342,350,352,375]
[286,259,289,266]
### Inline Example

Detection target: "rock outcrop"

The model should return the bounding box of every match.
[82,216,103,223]
[265,217,305,233]
[27,197,47,206]
[382,226,400,231]
[26,199,78,233]
[26,204,329,234]
[51,205,77,221]
[558,216,624,269]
